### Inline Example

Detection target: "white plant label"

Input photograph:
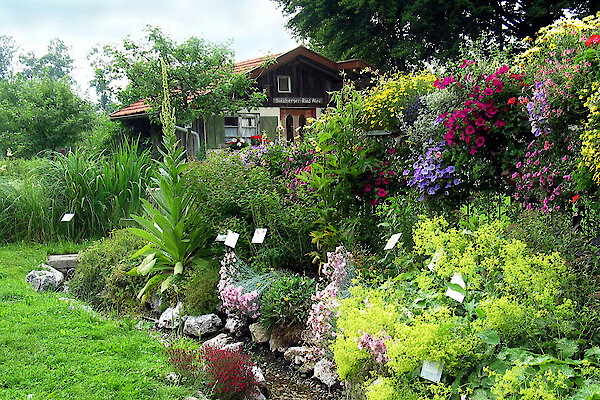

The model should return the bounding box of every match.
[215,234,227,242]
[384,233,402,250]
[252,228,268,244]
[420,360,443,383]
[224,230,240,248]
[61,213,74,222]
[427,249,441,271]
[445,273,466,303]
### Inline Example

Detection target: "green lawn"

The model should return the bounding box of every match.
[0,243,190,400]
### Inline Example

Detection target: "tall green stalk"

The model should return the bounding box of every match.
[128,59,213,302]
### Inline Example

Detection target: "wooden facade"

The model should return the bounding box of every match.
[110,46,377,156]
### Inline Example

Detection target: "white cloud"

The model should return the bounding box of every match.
[0,0,299,99]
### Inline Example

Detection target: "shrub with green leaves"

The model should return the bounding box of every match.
[332,216,598,399]
[183,262,220,316]
[259,274,315,330]
[70,229,146,312]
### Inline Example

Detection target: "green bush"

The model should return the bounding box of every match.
[183,262,220,316]
[70,229,146,312]
[332,217,594,399]
[259,274,315,330]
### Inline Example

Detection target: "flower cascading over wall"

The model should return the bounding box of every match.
[437,63,526,157]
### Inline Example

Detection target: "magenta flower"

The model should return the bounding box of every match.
[495,120,505,127]
[475,117,486,127]
[377,188,387,197]
[465,125,475,135]
[475,136,485,147]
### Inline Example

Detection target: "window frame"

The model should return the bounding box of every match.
[277,75,292,93]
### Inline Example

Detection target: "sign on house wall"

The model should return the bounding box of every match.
[273,97,323,104]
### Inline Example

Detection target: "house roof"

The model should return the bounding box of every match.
[109,46,378,120]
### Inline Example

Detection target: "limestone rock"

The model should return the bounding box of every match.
[225,315,249,336]
[252,365,267,389]
[25,264,64,292]
[183,314,222,337]
[284,346,311,364]
[223,342,244,351]
[201,333,233,350]
[249,322,270,343]
[313,358,339,387]
[157,302,182,329]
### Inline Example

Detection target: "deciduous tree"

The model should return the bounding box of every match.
[272,0,599,70]
[98,26,266,124]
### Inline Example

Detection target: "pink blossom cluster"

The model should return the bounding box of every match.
[511,135,577,213]
[218,251,260,318]
[355,330,391,364]
[437,62,523,156]
[307,246,353,357]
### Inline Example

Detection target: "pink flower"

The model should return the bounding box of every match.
[465,125,475,135]
[495,120,505,127]
[475,136,485,147]
[377,188,387,197]
[475,117,486,126]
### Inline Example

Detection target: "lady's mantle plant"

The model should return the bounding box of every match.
[128,59,213,302]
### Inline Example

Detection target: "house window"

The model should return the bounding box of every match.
[277,76,291,93]
[224,114,259,142]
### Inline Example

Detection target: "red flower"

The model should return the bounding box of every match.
[586,34,600,47]
[571,195,580,203]
[507,97,516,105]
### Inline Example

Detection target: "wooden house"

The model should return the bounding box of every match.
[110,46,377,155]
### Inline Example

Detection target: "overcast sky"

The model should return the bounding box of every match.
[0,0,300,99]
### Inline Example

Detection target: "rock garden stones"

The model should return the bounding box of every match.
[157,302,182,329]
[313,358,339,387]
[225,315,249,336]
[25,264,64,292]
[249,322,270,343]
[183,314,222,337]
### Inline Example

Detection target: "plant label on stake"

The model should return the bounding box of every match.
[445,273,466,303]
[428,249,441,271]
[224,230,240,248]
[252,228,267,244]
[420,360,443,383]
[384,233,402,250]
[61,212,74,222]
[215,234,227,242]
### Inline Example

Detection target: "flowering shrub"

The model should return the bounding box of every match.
[249,134,263,146]
[361,72,437,131]
[228,137,249,150]
[402,141,458,201]
[437,62,526,157]
[202,346,258,400]
[217,251,275,319]
[306,246,353,357]
[511,134,578,212]
[332,217,584,399]
[163,340,204,382]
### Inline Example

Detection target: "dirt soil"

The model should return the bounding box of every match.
[245,341,344,400]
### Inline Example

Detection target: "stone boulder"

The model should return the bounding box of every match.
[313,358,339,387]
[225,315,249,336]
[249,322,270,343]
[157,302,182,329]
[183,314,222,337]
[201,333,233,350]
[25,264,64,292]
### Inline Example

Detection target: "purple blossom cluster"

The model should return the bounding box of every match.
[307,246,353,357]
[355,330,391,364]
[238,143,271,166]
[403,141,459,201]
[526,81,552,137]
[217,251,260,318]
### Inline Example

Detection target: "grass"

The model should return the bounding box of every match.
[0,243,191,400]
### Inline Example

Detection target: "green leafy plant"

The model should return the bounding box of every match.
[259,273,315,330]
[128,59,213,302]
